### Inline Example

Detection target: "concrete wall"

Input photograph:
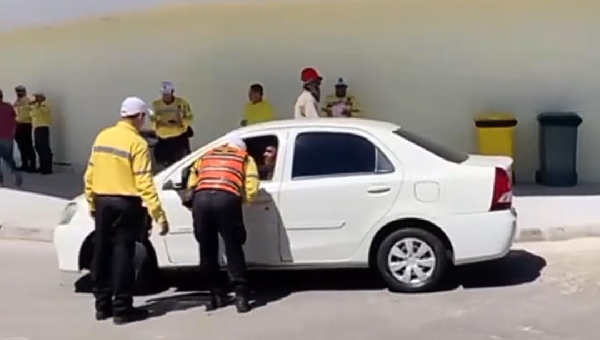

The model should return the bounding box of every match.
[0,0,599,182]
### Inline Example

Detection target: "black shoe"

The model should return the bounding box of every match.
[25,167,37,173]
[205,294,227,312]
[235,295,251,314]
[113,308,149,325]
[95,310,113,321]
[40,170,53,175]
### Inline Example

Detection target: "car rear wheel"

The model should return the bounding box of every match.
[376,228,449,293]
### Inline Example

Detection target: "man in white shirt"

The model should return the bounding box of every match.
[294,67,322,119]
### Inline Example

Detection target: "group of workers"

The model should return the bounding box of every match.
[243,67,361,125]
[83,67,360,325]
[0,86,53,186]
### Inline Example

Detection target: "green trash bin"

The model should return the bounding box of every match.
[535,112,583,187]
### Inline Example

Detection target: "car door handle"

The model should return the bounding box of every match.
[367,186,391,194]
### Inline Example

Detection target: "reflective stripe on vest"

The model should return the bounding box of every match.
[195,146,247,196]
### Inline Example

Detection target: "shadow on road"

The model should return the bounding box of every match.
[73,250,546,316]
[451,249,546,290]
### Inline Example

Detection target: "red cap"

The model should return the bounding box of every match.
[300,67,322,83]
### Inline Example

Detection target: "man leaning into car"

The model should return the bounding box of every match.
[186,132,259,313]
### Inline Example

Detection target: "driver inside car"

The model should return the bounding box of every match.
[258,145,277,180]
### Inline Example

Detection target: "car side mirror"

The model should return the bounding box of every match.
[163,179,184,190]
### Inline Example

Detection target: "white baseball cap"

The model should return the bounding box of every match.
[160,81,174,94]
[223,132,247,151]
[120,97,151,118]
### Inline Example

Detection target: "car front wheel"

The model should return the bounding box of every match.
[376,228,450,293]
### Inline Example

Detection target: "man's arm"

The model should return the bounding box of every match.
[181,99,193,128]
[186,159,201,189]
[8,106,17,136]
[243,155,260,202]
[83,147,96,214]
[131,141,167,223]
[241,103,249,126]
[348,96,361,117]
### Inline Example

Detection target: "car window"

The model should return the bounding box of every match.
[393,128,468,164]
[243,135,279,181]
[292,132,394,179]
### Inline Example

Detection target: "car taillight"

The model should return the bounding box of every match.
[490,167,512,211]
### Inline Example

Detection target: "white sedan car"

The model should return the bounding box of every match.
[54,118,516,293]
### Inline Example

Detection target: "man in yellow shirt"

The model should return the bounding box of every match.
[84,96,169,325]
[30,92,53,174]
[322,77,361,117]
[186,133,259,313]
[151,81,193,167]
[241,83,275,126]
[13,85,36,172]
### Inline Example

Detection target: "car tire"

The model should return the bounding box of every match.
[133,241,164,295]
[376,227,450,293]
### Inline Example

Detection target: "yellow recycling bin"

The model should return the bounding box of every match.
[474,113,518,158]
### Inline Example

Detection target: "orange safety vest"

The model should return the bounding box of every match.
[195,146,247,196]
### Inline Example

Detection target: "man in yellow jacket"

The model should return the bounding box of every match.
[13,86,36,172]
[241,83,275,126]
[186,133,259,313]
[151,81,193,167]
[84,96,169,325]
[322,77,361,117]
[30,92,53,174]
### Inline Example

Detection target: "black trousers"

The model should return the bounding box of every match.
[14,123,35,170]
[192,190,249,296]
[154,133,190,166]
[91,195,145,315]
[34,126,53,173]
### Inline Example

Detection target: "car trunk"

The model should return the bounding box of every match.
[462,155,513,173]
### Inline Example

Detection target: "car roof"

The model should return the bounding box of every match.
[235,118,401,134]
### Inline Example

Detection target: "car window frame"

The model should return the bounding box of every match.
[285,127,396,181]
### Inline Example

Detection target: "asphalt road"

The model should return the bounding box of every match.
[1,239,600,340]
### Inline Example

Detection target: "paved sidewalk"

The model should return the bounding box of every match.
[1,170,600,243]
[0,170,80,242]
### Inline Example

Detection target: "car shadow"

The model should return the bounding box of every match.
[72,250,546,315]
[451,249,547,290]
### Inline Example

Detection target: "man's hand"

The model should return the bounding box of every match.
[156,220,169,236]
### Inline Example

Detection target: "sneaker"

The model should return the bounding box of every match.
[113,307,149,325]
[234,295,251,314]
[95,310,113,321]
[205,294,228,312]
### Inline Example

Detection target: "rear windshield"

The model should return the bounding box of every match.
[393,128,469,164]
